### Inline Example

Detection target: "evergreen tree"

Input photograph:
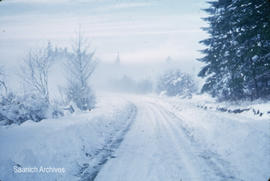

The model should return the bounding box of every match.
[199,0,270,100]
[199,0,239,100]
[232,0,270,99]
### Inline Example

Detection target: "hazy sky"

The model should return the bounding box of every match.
[0,0,208,66]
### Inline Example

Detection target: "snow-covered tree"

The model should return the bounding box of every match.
[1,44,65,125]
[232,0,270,99]
[0,66,7,96]
[21,47,53,103]
[198,0,243,100]
[199,0,270,100]
[1,59,63,125]
[65,33,97,110]
[157,70,197,97]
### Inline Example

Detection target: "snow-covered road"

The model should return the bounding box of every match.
[95,95,269,181]
[0,94,269,181]
[95,96,237,181]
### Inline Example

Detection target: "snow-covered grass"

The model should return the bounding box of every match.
[183,94,270,119]
[0,95,136,181]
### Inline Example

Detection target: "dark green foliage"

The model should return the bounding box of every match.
[199,0,270,101]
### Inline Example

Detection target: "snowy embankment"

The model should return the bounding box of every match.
[162,95,270,181]
[0,95,137,181]
[191,94,270,118]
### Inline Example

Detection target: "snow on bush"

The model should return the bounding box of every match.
[0,93,63,125]
[156,70,197,97]
[66,82,96,111]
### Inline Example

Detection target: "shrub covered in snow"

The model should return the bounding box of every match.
[157,70,197,97]
[0,93,63,125]
[66,83,96,111]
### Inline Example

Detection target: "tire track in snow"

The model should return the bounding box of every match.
[95,100,193,181]
[151,102,243,181]
[146,103,202,180]
[77,103,137,181]
[92,96,243,181]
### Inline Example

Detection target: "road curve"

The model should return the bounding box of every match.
[94,96,239,181]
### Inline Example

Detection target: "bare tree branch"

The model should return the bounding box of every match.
[0,66,7,96]
[20,47,53,103]
[65,32,97,110]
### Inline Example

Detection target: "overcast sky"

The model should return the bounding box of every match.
[0,0,208,66]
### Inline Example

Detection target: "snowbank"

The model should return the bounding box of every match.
[162,95,270,181]
[181,94,270,119]
[0,95,136,181]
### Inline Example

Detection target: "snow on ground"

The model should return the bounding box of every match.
[162,95,270,181]
[93,94,269,181]
[0,93,269,181]
[0,94,137,181]
[189,94,270,119]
